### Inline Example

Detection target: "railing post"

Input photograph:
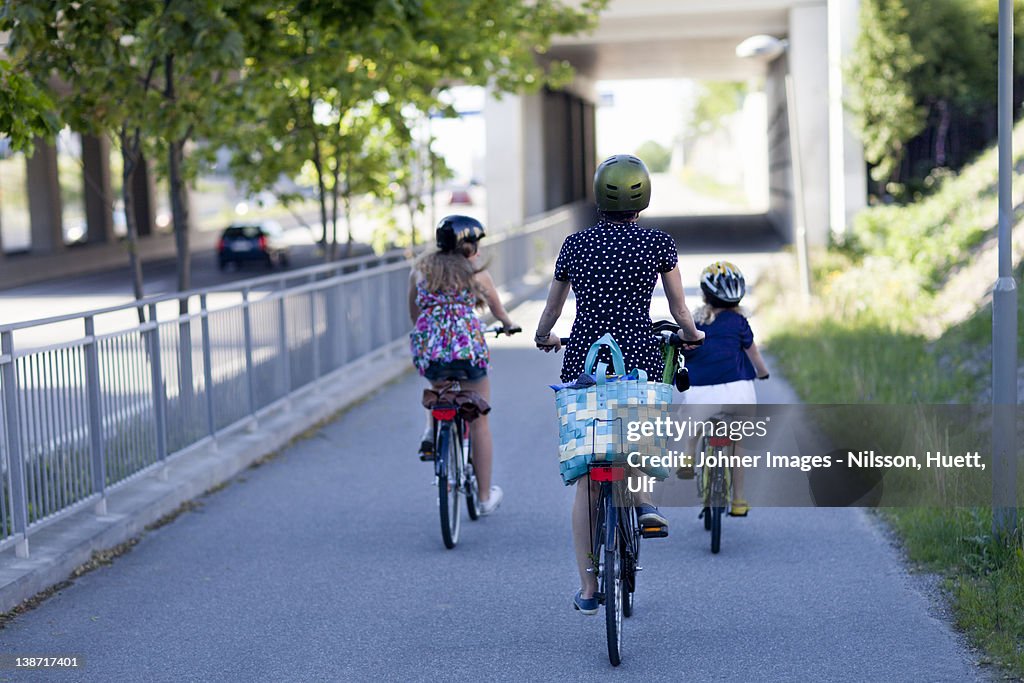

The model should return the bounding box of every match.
[199,294,217,445]
[1,331,30,558]
[277,282,291,406]
[309,274,321,385]
[83,317,107,515]
[242,288,258,427]
[147,304,168,472]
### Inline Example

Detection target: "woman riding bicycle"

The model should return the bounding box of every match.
[409,215,519,516]
[534,154,704,614]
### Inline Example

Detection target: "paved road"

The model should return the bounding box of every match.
[0,292,986,682]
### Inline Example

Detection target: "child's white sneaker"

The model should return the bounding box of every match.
[478,486,503,515]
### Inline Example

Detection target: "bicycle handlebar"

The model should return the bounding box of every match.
[484,324,522,337]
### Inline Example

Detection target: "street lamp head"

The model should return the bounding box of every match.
[735,35,789,61]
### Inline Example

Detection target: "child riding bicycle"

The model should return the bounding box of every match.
[680,261,769,517]
[409,215,520,516]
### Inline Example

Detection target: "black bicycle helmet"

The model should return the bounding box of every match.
[700,261,746,306]
[593,154,651,212]
[436,215,485,253]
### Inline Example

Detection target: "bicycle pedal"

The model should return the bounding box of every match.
[640,525,668,539]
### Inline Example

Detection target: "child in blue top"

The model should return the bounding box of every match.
[681,261,769,516]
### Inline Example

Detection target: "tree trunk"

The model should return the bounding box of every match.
[934,99,950,168]
[168,137,191,303]
[311,138,329,262]
[119,128,146,324]
[330,160,340,261]
[344,150,354,259]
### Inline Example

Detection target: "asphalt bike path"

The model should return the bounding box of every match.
[0,295,986,682]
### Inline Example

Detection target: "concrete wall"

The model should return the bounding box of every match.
[828,0,867,237]
[766,55,792,243]
[485,86,596,230]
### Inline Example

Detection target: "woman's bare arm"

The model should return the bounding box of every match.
[408,271,420,325]
[660,266,703,341]
[474,269,516,328]
[745,341,770,379]
[535,278,571,352]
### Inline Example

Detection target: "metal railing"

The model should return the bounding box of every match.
[0,203,585,558]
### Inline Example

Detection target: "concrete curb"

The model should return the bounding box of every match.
[0,277,550,615]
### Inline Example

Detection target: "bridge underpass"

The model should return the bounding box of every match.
[0,290,985,681]
[486,0,867,253]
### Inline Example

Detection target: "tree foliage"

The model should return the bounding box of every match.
[1,0,605,273]
[847,0,1024,192]
[689,81,747,135]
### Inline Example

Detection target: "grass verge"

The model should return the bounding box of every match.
[757,120,1024,676]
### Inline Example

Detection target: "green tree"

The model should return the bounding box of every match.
[2,0,167,318]
[846,0,1023,189]
[689,82,747,135]
[635,140,671,173]
[230,0,604,258]
[0,59,60,154]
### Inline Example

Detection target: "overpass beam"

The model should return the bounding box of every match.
[26,138,64,254]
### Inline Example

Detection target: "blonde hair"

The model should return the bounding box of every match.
[695,302,748,325]
[414,246,485,307]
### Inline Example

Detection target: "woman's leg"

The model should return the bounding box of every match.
[459,376,493,502]
[573,476,600,598]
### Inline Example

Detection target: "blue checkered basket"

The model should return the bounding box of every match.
[554,334,672,484]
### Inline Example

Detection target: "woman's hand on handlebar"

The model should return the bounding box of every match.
[534,331,562,353]
[679,329,705,350]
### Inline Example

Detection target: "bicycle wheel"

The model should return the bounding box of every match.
[464,425,479,521]
[436,423,461,549]
[710,466,726,554]
[605,506,623,667]
[697,436,712,531]
[710,505,723,554]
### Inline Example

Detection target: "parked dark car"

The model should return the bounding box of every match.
[217,221,290,270]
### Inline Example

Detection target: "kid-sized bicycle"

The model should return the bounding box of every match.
[430,324,519,549]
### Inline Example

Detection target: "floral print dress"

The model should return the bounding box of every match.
[409,279,489,376]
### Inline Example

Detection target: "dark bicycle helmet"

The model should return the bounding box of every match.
[436,215,485,253]
[700,261,746,306]
[594,154,651,212]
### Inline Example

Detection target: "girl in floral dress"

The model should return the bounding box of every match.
[409,215,519,515]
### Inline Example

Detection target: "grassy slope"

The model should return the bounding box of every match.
[760,122,1024,676]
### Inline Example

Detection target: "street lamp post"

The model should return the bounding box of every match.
[993,0,1018,539]
[736,35,812,301]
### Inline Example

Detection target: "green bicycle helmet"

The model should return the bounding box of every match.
[594,154,651,212]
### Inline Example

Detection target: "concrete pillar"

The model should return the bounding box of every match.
[789,4,830,247]
[82,134,114,244]
[484,85,596,229]
[132,155,157,237]
[523,93,546,218]
[828,0,867,237]
[765,57,793,242]
[26,138,64,254]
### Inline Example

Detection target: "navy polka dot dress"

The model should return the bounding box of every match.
[554,219,679,383]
